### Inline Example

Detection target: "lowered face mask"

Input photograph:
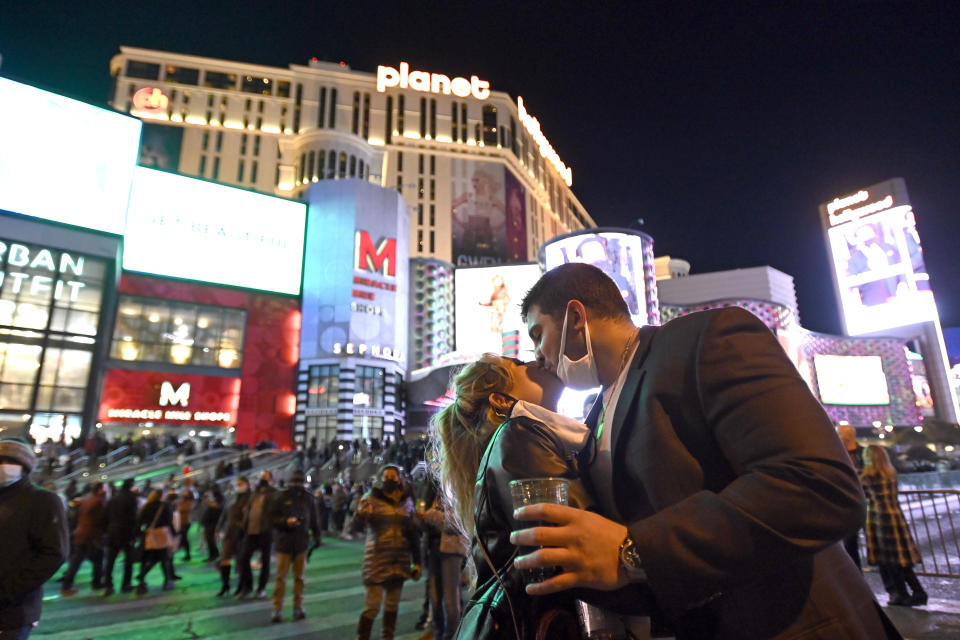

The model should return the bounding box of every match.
[0,463,23,487]
[556,306,600,390]
[509,400,591,459]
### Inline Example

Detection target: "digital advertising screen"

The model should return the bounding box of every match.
[813,354,891,405]
[0,76,142,235]
[542,231,651,327]
[450,160,527,266]
[123,167,306,295]
[454,264,541,360]
[821,178,938,335]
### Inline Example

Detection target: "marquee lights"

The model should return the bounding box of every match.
[517,97,573,187]
[376,63,490,100]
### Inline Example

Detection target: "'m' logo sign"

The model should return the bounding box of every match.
[159,381,191,407]
[355,230,396,277]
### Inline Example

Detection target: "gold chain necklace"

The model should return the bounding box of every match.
[596,328,640,441]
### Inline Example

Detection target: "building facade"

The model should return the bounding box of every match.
[108,47,596,268]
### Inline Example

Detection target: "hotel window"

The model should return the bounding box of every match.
[307,364,340,409]
[328,88,337,128]
[202,132,209,151]
[460,104,467,141]
[237,159,245,182]
[385,96,393,144]
[417,204,423,226]
[307,151,315,181]
[277,80,291,98]
[482,105,498,146]
[396,175,402,193]
[306,415,338,444]
[165,65,199,85]
[419,97,427,138]
[327,150,336,179]
[126,60,160,80]
[254,135,261,156]
[353,415,383,441]
[255,117,262,130]
[429,98,437,138]
[258,100,264,113]
[199,155,207,176]
[429,230,435,253]
[429,179,435,200]
[245,98,252,110]
[240,134,248,155]
[207,94,215,107]
[349,155,357,178]
[318,87,327,128]
[429,204,435,226]
[293,84,302,132]
[316,150,325,180]
[418,178,424,198]
[354,365,385,408]
[242,75,272,95]
[451,103,458,141]
[110,296,246,369]
[298,154,305,183]
[430,155,435,175]
[218,111,226,126]
[338,152,347,179]
[351,91,360,134]
[215,132,223,152]
[206,110,213,124]
[397,151,403,172]
[212,157,220,180]
[362,93,370,139]
[418,154,424,174]
[250,161,258,183]
[359,159,365,179]
[509,117,517,154]
[417,229,424,252]
[397,95,405,135]
[204,71,237,90]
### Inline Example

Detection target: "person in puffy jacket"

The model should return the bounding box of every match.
[0,438,68,639]
[268,470,321,623]
[216,476,251,597]
[353,464,422,640]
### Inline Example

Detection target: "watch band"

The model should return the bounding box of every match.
[618,533,646,581]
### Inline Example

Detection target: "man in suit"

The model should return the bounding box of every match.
[510,263,898,639]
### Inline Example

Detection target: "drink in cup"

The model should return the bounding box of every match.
[509,477,569,584]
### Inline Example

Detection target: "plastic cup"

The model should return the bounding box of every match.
[509,477,569,583]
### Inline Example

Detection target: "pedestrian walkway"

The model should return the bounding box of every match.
[36,539,960,639]
[37,539,428,640]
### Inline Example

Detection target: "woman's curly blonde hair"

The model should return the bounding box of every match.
[430,353,515,536]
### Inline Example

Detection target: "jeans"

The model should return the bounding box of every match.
[439,554,464,640]
[103,542,135,589]
[237,532,272,593]
[272,552,306,611]
[362,580,403,619]
[138,548,174,586]
[62,542,104,590]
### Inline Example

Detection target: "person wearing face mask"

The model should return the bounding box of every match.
[215,476,252,597]
[236,470,277,599]
[509,262,900,639]
[431,354,593,639]
[0,438,69,639]
[352,464,422,640]
[268,470,321,623]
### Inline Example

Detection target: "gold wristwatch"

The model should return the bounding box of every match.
[618,533,645,581]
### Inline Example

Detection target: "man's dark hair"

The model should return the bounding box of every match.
[521,263,630,322]
[122,478,134,491]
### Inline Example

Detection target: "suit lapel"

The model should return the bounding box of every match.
[610,325,658,459]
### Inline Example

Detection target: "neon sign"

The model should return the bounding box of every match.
[132,87,169,114]
[355,230,397,277]
[517,97,573,187]
[376,63,490,100]
[0,242,87,302]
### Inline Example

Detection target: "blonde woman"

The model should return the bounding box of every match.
[861,444,927,606]
[431,354,591,639]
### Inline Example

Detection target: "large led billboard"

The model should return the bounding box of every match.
[123,167,306,295]
[451,160,527,266]
[813,354,891,405]
[454,264,542,360]
[0,77,142,234]
[820,178,938,335]
[542,229,657,327]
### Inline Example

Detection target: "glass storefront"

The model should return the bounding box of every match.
[0,238,108,442]
[110,295,246,369]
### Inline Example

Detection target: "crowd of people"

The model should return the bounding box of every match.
[1,264,938,640]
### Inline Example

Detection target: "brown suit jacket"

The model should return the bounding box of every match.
[583,307,898,639]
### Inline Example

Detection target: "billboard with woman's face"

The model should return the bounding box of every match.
[451,160,527,266]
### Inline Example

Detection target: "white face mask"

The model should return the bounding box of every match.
[510,400,591,459]
[0,463,23,487]
[556,306,600,390]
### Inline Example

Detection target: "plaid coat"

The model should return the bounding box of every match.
[862,473,920,567]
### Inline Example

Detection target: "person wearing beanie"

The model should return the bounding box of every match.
[268,470,321,623]
[0,437,69,638]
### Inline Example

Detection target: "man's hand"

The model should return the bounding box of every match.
[286,516,300,527]
[510,503,628,595]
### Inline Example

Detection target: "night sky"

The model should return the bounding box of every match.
[2,1,957,335]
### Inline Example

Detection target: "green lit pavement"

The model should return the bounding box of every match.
[37,539,428,640]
